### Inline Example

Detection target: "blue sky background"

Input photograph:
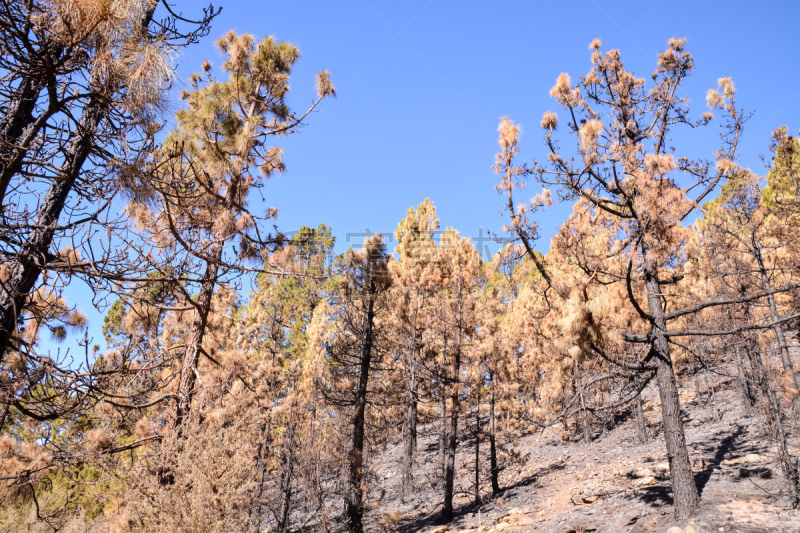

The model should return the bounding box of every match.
[54,0,800,356]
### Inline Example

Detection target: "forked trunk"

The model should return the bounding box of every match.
[170,241,222,434]
[0,95,107,361]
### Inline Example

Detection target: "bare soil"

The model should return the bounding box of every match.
[361,378,800,533]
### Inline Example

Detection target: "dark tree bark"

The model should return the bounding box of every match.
[439,395,447,480]
[733,339,756,413]
[277,421,297,533]
[753,237,799,392]
[251,417,272,528]
[474,405,481,505]
[644,263,699,519]
[574,359,591,442]
[0,1,164,362]
[400,336,417,500]
[344,275,377,533]
[0,93,107,361]
[443,276,464,521]
[703,365,722,421]
[635,392,648,444]
[169,241,222,435]
[744,332,800,507]
[489,372,500,495]
[0,75,45,208]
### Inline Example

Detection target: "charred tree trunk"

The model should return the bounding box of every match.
[703,365,722,421]
[277,422,297,533]
[635,392,648,444]
[0,3,158,362]
[754,244,800,392]
[169,241,223,434]
[474,405,481,505]
[0,94,107,361]
[401,330,417,500]
[439,395,447,480]
[344,277,377,533]
[0,75,44,208]
[0,402,8,434]
[643,264,699,519]
[734,339,756,413]
[442,360,460,520]
[251,417,272,528]
[443,277,463,521]
[489,372,500,495]
[745,335,800,507]
[574,359,591,442]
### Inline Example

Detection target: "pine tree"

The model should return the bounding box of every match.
[126,32,334,480]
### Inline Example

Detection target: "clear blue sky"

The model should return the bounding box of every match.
[59,0,800,354]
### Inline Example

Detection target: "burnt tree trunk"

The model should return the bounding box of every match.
[439,395,447,480]
[344,275,377,533]
[643,263,699,519]
[0,94,107,361]
[0,75,45,208]
[251,417,272,528]
[734,339,756,413]
[169,240,223,434]
[489,372,500,495]
[443,275,463,521]
[635,392,648,444]
[754,242,799,392]
[474,404,481,505]
[401,318,418,500]
[0,3,158,362]
[277,421,297,533]
[574,358,591,442]
[745,334,800,507]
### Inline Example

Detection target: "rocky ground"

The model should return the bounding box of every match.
[361,377,800,533]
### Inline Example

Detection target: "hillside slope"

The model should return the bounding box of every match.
[362,379,800,533]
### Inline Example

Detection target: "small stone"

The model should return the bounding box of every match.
[581,495,598,504]
[686,526,698,533]
[430,527,449,533]
[666,528,683,533]
[631,466,656,478]
[633,476,657,487]
[655,462,670,474]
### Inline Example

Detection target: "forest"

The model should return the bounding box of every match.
[0,1,799,532]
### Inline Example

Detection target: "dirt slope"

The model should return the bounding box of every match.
[362,379,800,533]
